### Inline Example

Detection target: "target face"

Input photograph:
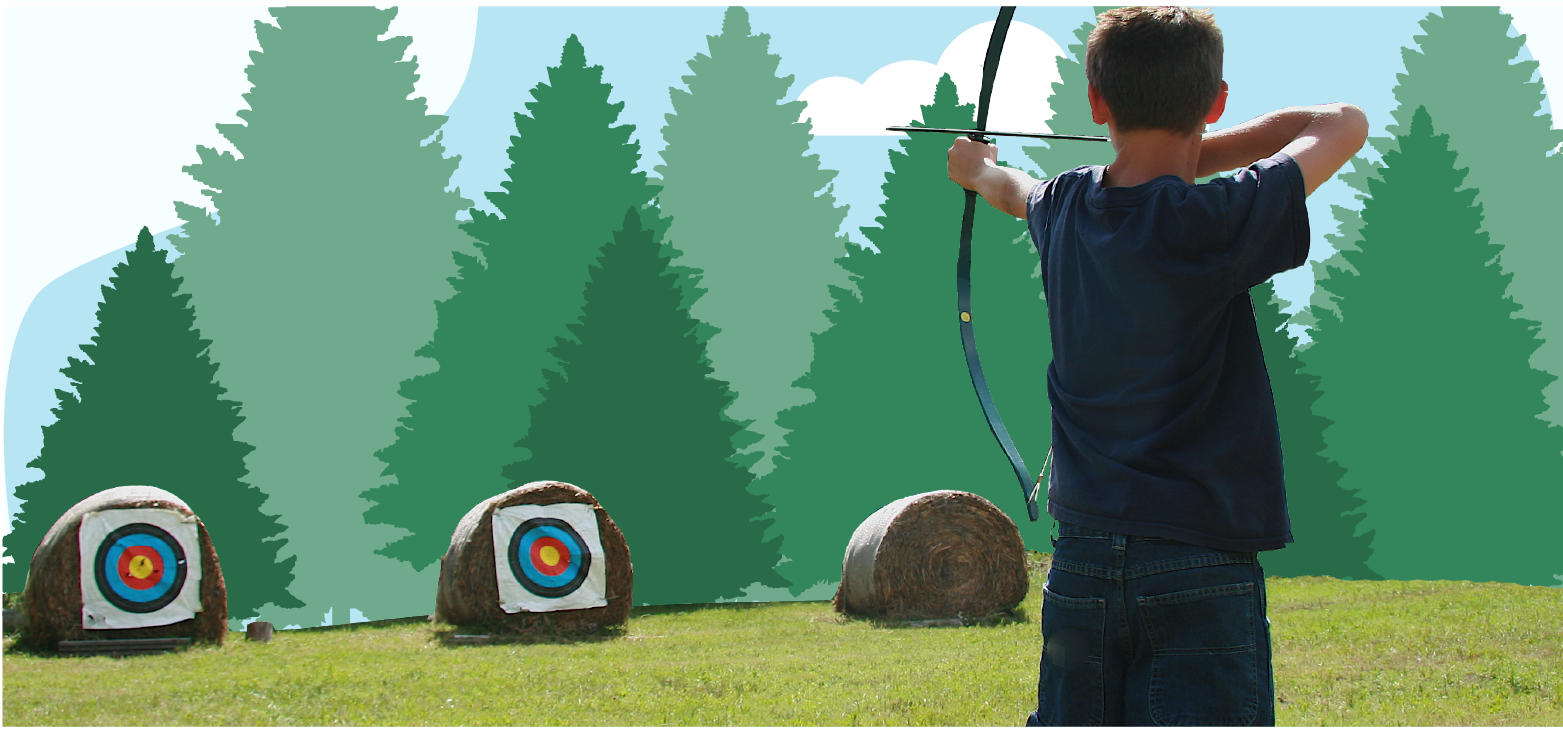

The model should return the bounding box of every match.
[94,523,189,612]
[78,507,203,630]
[491,502,607,613]
[508,517,592,598]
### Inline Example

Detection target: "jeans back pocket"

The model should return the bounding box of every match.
[1137,582,1258,726]
[1035,585,1107,726]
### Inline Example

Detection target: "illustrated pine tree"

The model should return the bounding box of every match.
[4,228,301,617]
[502,209,786,606]
[1303,8,1563,428]
[364,34,659,573]
[1300,107,1563,586]
[654,6,853,480]
[169,7,476,626]
[756,74,1052,595]
[1249,282,1379,581]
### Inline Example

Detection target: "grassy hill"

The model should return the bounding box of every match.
[4,553,1560,726]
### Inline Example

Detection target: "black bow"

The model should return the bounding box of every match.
[953,6,1049,522]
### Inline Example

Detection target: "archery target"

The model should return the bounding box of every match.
[78,508,202,629]
[492,503,607,613]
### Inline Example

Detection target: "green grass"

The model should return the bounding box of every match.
[4,555,1560,726]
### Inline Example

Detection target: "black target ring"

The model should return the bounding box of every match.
[93,522,189,614]
[507,517,592,598]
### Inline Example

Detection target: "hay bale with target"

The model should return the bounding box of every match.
[835,490,1028,621]
[17,485,226,652]
[435,480,631,634]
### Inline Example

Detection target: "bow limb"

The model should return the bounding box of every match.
[956,6,1044,522]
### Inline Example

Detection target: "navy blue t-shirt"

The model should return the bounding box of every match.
[1025,153,1309,552]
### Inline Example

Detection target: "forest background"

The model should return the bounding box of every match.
[4,3,1562,631]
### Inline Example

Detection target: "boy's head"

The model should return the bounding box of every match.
[1086,6,1225,135]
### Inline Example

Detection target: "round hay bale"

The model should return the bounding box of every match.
[434,481,631,634]
[835,490,1027,620]
[17,485,226,652]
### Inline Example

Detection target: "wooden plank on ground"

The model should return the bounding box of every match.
[57,637,192,657]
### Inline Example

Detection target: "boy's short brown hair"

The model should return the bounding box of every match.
[1086,6,1224,134]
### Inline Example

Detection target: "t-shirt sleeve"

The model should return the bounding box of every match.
[1215,152,1310,294]
[1025,176,1055,259]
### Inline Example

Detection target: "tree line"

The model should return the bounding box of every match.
[7,6,1561,628]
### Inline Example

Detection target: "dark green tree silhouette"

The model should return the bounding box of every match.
[364,34,657,572]
[502,209,786,606]
[1304,8,1563,428]
[757,74,1052,594]
[654,6,853,480]
[170,6,476,627]
[1301,107,1563,586]
[1249,281,1379,581]
[4,228,301,617]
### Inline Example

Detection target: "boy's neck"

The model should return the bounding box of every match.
[1102,126,1204,188]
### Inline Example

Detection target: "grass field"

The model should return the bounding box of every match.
[4,553,1561,726]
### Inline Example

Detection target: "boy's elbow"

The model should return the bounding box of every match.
[1336,104,1370,148]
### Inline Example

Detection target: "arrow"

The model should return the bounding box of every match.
[886,125,1110,142]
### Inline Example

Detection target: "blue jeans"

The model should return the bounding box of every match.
[1025,520,1276,726]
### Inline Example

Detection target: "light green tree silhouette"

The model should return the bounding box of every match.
[1021,16,1115,179]
[1303,8,1563,432]
[169,7,475,627]
[1250,282,1379,581]
[756,74,1052,594]
[5,228,302,620]
[503,209,786,606]
[1302,107,1563,586]
[654,6,853,480]
[363,35,658,572]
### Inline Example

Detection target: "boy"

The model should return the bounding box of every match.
[945,6,1368,726]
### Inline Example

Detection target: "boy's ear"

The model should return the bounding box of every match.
[1088,83,1112,126]
[1205,81,1229,125]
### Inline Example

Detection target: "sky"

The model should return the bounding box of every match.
[4,2,1562,549]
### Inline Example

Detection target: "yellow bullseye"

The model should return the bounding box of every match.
[539,545,561,567]
[128,554,156,580]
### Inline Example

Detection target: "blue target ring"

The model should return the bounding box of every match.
[507,517,591,598]
[93,522,188,613]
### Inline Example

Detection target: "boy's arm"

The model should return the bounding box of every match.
[947,137,1038,219]
[1196,103,1369,195]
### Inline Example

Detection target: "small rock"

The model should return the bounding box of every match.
[245,621,274,643]
[2,608,20,635]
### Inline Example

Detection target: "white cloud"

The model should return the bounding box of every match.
[1507,6,1563,149]
[798,20,1066,136]
[383,6,481,117]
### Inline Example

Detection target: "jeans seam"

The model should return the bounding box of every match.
[1136,581,1255,606]
[1050,558,1121,581]
[1124,552,1255,580]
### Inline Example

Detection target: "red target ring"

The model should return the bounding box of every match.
[117,545,165,591]
[529,536,572,577]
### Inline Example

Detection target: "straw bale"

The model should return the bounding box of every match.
[835,490,1027,620]
[17,485,227,652]
[434,481,631,634]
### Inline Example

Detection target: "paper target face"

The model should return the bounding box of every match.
[79,508,202,629]
[492,503,607,613]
